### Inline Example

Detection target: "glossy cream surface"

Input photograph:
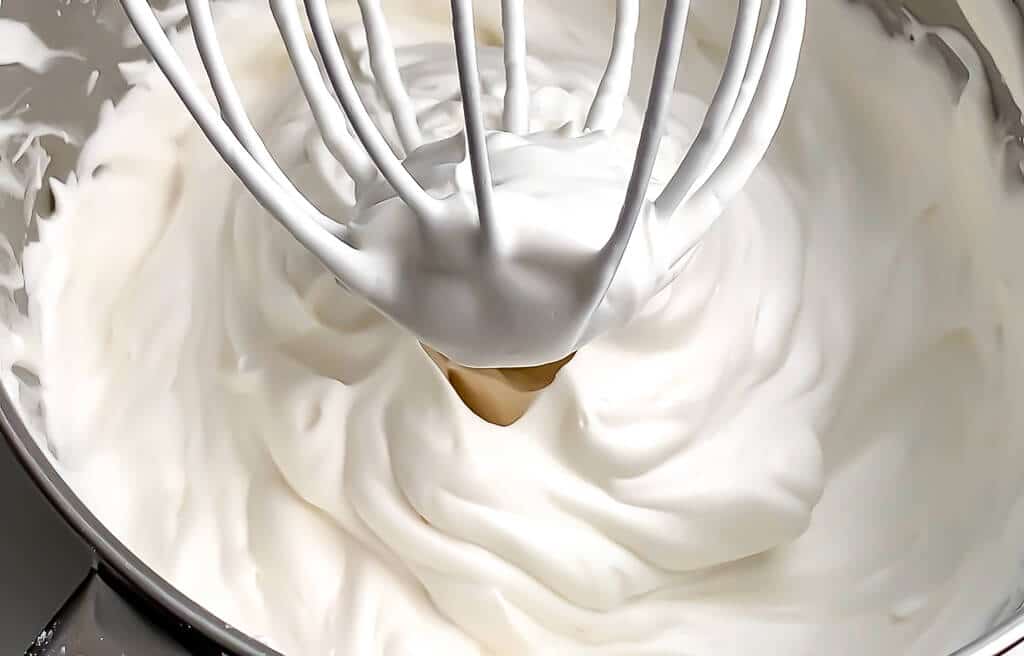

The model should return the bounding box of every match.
[4,1,1024,655]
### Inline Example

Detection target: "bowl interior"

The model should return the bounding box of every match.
[1,2,1024,656]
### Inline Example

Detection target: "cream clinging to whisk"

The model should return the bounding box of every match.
[18,1,1024,654]
[119,0,805,367]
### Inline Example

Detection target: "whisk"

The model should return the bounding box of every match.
[118,0,806,369]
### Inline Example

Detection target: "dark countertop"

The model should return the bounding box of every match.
[0,439,90,654]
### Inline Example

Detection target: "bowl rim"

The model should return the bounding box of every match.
[1,0,1023,651]
[4,378,1024,656]
[0,384,279,656]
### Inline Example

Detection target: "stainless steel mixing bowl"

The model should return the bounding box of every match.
[1,1,1022,654]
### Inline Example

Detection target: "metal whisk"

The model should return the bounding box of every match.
[118,0,806,368]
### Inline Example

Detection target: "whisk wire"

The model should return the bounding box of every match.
[655,0,761,213]
[354,0,423,153]
[695,0,781,200]
[451,0,498,246]
[585,0,640,133]
[269,0,376,186]
[685,0,803,215]
[185,0,348,232]
[591,0,691,306]
[120,0,804,366]
[301,0,442,218]
[118,0,389,296]
[500,0,529,134]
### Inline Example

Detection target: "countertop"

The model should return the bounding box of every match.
[0,439,90,653]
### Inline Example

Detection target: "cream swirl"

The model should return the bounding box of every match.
[13,1,1024,655]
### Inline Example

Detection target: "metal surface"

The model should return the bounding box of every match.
[0,0,278,652]
[0,433,89,653]
[855,2,1024,653]
[25,569,191,656]
[853,0,1024,179]
[0,1,1023,655]
[0,390,280,655]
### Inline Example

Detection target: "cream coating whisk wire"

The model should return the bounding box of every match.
[117,0,806,368]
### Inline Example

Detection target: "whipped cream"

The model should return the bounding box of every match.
[4,1,1024,655]
[122,0,802,369]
